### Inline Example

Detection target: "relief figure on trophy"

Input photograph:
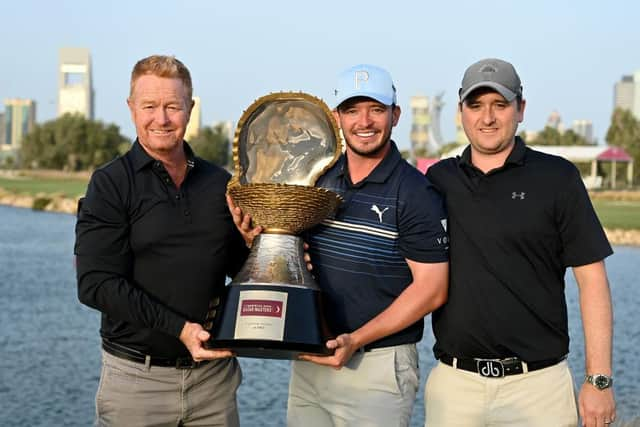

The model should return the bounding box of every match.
[241,100,336,186]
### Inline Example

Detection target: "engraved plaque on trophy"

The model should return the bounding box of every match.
[207,92,342,359]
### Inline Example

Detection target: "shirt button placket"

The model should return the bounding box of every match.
[183,192,192,223]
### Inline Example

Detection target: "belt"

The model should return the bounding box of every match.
[356,342,415,354]
[102,339,209,369]
[440,353,566,378]
[356,345,374,354]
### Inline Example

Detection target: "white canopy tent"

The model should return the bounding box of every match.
[440,145,634,189]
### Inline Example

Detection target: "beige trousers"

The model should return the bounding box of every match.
[287,344,420,427]
[424,360,578,427]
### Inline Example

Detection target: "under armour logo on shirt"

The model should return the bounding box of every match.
[371,205,389,223]
[512,192,526,200]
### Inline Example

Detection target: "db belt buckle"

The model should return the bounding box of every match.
[475,357,520,378]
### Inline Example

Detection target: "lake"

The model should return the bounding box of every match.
[0,204,637,426]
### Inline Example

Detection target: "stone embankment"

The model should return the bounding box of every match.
[603,228,640,246]
[0,188,79,215]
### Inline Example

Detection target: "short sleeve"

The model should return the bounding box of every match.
[556,164,612,267]
[397,172,449,263]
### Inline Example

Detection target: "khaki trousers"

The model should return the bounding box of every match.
[287,343,419,427]
[424,360,578,427]
[96,350,242,427]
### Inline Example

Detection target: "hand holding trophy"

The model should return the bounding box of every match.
[207,92,342,359]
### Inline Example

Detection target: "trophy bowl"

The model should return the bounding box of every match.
[207,92,342,359]
[227,184,341,235]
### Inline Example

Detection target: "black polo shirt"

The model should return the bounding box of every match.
[75,141,248,359]
[309,141,449,349]
[426,137,612,362]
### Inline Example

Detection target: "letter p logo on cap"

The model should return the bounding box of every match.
[354,70,369,89]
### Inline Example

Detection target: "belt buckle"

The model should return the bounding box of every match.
[175,357,198,369]
[476,358,505,378]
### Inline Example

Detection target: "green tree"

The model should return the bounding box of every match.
[518,130,528,142]
[437,142,461,157]
[560,129,586,146]
[188,124,231,167]
[21,113,129,170]
[527,126,590,146]
[528,126,563,145]
[605,108,640,183]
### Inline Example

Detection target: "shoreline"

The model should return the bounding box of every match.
[2,191,640,246]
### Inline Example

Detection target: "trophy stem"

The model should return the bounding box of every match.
[232,234,319,289]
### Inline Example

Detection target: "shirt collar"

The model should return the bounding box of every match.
[130,139,197,172]
[336,140,403,185]
[458,135,526,170]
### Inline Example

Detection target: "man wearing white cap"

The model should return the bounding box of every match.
[425,58,616,426]
[286,64,450,426]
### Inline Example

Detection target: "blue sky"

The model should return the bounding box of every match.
[2,0,639,151]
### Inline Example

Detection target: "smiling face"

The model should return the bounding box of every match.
[461,88,525,158]
[127,74,193,159]
[335,96,400,158]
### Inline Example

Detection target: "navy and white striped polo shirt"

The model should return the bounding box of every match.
[308,141,449,349]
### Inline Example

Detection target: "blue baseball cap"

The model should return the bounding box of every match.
[334,64,397,108]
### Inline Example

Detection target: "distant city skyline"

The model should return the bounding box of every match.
[2,1,639,151]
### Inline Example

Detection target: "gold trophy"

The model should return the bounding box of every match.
[207,92,342,359]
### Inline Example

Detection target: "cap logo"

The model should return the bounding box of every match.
[480,65,497,73]
[354,70,369,89]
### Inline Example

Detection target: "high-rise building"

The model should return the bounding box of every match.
[0,112,5,147]
[428,93,445,151]
[546,110,564,132]
[572,119,594,144]
[185,96,201,141]
[409,93,445,158]
[410,95,430,156]
[613,71,640,120]
[634,70,640,119]
[614,75,634,112]
[3,98,36,152]
[58,47,94,119]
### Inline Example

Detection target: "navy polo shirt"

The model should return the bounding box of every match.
[309,141,449,349]
[426,137,612,361]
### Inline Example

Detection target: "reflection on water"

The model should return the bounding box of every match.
[0,205,637,426]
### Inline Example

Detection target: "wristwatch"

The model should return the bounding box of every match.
[585,373,613,390]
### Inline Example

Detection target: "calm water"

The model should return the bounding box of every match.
[0,204,638,426]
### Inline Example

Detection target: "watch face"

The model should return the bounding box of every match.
[594,374,611,389]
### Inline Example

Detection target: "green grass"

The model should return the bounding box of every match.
[592,200,640,230]
[0,176,88,198]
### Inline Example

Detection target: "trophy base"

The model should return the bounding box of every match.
[208,283,333,360]
[209,339,328,360]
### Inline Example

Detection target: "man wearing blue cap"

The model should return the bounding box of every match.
[424,58,616,426]
[286,64,450,426]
